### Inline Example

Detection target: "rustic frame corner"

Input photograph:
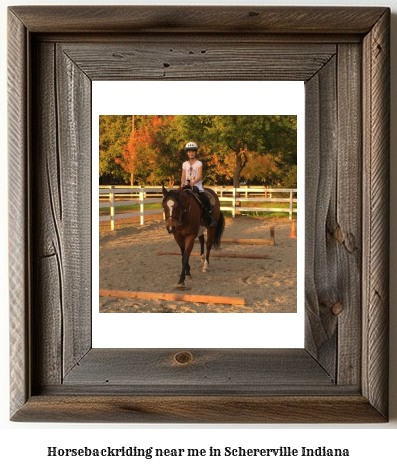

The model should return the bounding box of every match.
[8,6,390,423]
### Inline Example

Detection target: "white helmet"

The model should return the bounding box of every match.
[185,141,198,152]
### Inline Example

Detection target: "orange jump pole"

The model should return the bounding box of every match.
[99,289,245,305]
[217,237,274,246]
[195,228,275,246]
[156,251,270,260]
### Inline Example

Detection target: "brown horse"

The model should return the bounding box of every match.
[162,186,225,288]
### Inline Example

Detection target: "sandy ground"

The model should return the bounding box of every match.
[99,215,297,313]
[99,214,297,313]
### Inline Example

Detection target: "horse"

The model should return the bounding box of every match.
[162,185,225,288]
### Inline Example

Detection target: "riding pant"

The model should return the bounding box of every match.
[192,186,212,213]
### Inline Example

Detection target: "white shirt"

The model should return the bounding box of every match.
[182,160,204,191]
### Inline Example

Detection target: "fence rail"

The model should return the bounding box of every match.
[99,186,297,230]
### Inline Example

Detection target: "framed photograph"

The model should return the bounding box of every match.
[8,6,390,423]
[94,83,304,349]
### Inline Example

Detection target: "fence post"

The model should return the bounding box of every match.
[232,188,236,218]
[140,188,144,225]
[289,189,293,220]
[110,186,115,231]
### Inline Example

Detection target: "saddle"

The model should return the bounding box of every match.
[183,186,215,208]
[183,186,217,228]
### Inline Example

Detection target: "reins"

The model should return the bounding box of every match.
[164,189,193,228]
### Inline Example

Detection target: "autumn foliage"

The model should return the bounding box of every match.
[99,115,297,187]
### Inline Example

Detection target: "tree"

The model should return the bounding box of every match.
[279,164,298,188]
[119,116,181,185]
[99,115,131,183]
[172,115,223,184]
[99,114,297,188]
[203,115,297,187]
[240,153,277,185]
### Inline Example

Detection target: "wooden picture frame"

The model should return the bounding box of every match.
[8,6,390,423]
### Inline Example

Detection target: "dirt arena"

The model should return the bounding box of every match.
[99,215,297,313]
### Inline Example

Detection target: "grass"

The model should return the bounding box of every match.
[222,211,295,219]
[221,201,297,219]
[99,201,297,221]
[99,202,161,216]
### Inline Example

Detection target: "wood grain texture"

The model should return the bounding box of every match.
[59,42,335,82]
[335,43,362,386]
[55,44,92,377]
[304,43,363,385]
[304,57,338,377]
[11,396,385,424]
[63,349,333,391]
[9,6,387,34]
[8,10,29,419]
[8,6,390,423]
[362,9,390,419]
[32,41,92,387]
[32,42,63,387]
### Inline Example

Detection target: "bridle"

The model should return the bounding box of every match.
[163,191,193,228]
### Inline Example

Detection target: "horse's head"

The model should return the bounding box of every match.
[162,187,183,234]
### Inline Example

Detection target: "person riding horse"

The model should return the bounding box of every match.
[181,141,217,228]
[162,147,225,287]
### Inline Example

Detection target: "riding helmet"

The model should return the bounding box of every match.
[185,141,198,152]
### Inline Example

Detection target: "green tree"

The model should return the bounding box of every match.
[201,115,297,187]
[99,114,297,188]
[99,115,131,183]
[171,115,221,184]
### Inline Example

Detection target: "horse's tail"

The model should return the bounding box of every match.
[213,211,225,249]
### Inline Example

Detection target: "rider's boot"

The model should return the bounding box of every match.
[206,210,217,228]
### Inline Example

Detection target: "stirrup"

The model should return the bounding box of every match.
[208,217,216,228]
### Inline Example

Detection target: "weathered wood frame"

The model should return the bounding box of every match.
[8,6,390,423]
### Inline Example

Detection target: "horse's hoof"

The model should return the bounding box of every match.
[175,283,187,289]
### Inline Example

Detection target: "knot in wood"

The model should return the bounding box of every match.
[331,302,344,316]
[333,225,344,244]
[174,351,194,365]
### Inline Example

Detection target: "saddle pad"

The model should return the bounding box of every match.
[204,190,216,206]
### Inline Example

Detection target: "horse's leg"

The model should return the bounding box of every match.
[173,233,191,285]
[199,234,205,266]
[179,245,191,278]
[182,237,193,278]
[185,249,191,278]
[177,234,195,287]
[202,227,215,272]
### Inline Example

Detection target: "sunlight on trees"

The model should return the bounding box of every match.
[99,115,297,187]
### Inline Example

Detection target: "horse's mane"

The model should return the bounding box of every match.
[162,189,182,205]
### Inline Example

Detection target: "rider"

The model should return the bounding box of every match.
[181,142,217,228]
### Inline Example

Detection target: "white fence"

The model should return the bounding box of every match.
[217,187,297,219]
[99,186,297,230]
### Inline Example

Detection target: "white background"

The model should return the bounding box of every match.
[92,81,305,348]
[1,0,396,469]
